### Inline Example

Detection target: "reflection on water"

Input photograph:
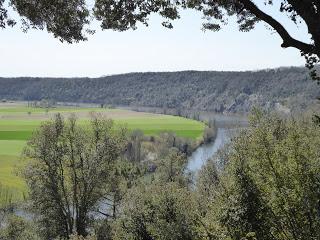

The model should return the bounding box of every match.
[187,128,239,173]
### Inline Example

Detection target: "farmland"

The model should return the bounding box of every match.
[0,103,205,204]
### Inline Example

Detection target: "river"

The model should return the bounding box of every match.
[117,106,248,172]
[187,128,232,172]
[187,114,248,174]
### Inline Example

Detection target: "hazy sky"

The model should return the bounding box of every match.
[0,4,309,77]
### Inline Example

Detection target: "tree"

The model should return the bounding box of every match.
[1,0,90,43]
[206,111,320,239]
[22,113,127,239]
[156,148,188,185]
[0,215,40,240]
[113,182,201,240]
[2,1,319,70]
[98,159,144,221]
[196,158,220,203]
[126,130,144,162]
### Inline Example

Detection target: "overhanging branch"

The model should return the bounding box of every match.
[239,0,315,54]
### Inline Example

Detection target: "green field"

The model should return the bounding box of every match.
[0,104,205,204]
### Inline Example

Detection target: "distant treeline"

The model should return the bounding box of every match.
[0,67,319,113]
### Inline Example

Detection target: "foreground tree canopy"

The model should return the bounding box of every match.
[2,109,320,239]
[1,1,319,67]
[23,114,128,239]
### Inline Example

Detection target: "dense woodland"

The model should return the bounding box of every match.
[0,67,318,114]
[2,111,320,240]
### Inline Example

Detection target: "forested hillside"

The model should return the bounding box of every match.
[0,67,318,113]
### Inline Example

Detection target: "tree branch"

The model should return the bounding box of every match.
[239,0,316,54]
[96,210,112,218]
[287,0,320,45]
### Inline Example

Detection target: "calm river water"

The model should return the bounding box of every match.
[187,128,232,172]
[187,114,248,174]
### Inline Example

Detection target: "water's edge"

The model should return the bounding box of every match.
[187,128,230,172]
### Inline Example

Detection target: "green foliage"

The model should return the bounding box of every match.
[93,220,113,240]
[155,149,188,186]
[196,158,220,203]
[5,110,320,240]
[112,130,199,239]
[68,234,97,240]
[0,215,40,240]
[113,182,200,240]
[10,0,90,43]
[22,114,127,239]
[102,159,145,220]
[202,112,320,239]
[126,130,144,162]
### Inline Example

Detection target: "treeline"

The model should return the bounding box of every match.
[0,67,319,113]
[1,111,320,239]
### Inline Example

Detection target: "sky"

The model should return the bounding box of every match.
[0,3,310,78]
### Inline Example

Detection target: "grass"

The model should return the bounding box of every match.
[0,141,27,205]
[0,105,205,204]
[0,140,26,156]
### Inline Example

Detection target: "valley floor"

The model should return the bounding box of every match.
[0,102,205,204]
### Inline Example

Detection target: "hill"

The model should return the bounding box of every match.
[0,67,319,113]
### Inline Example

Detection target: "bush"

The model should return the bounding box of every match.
[113,182,201,240]
[0,215,40,240]
[200,111,320,239]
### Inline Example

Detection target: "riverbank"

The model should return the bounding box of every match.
[119,105,249,174]
[187,128,242,173]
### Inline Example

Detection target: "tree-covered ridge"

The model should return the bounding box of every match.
[0,67,318,113]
